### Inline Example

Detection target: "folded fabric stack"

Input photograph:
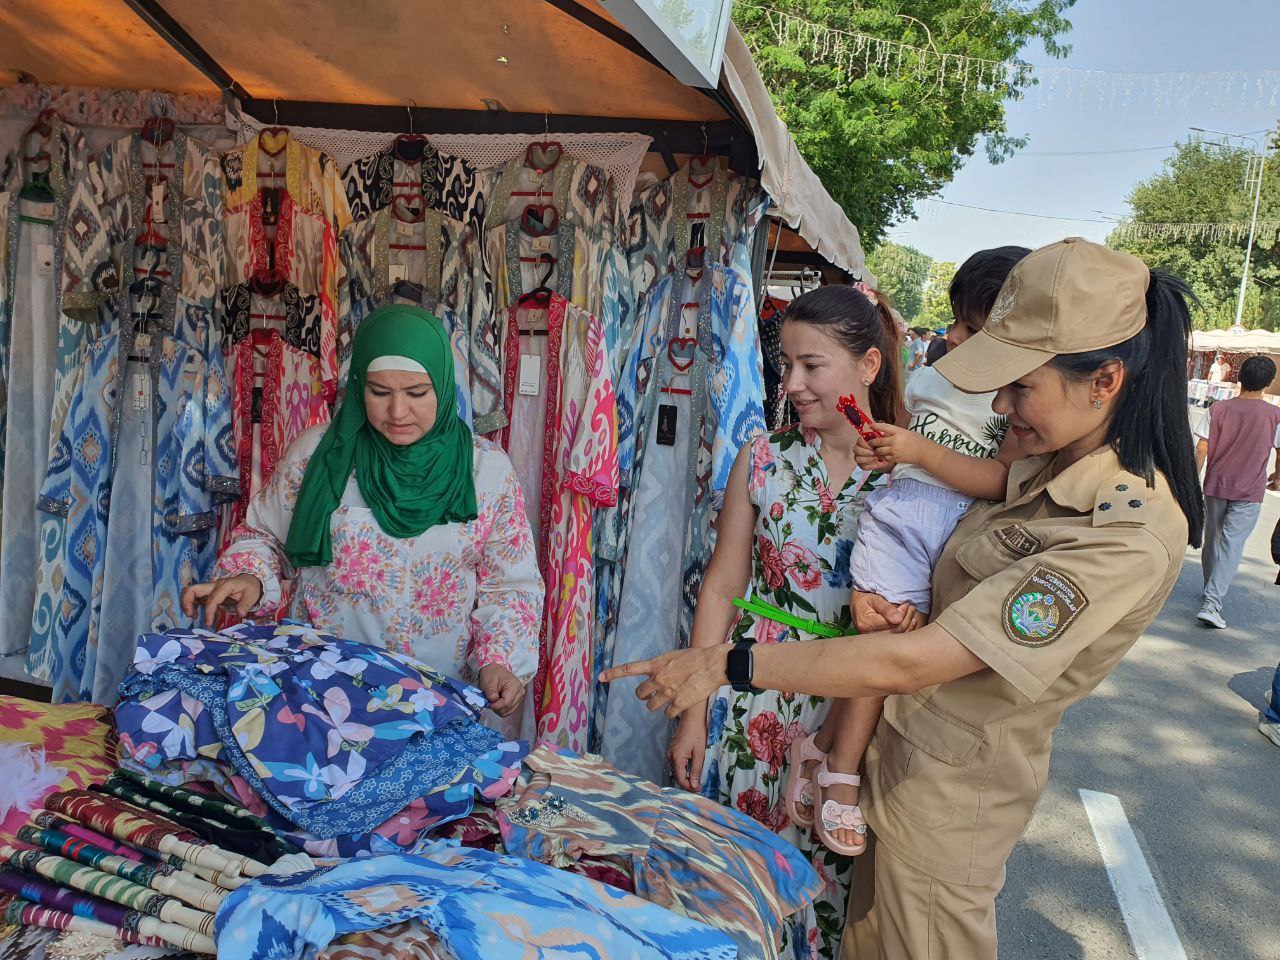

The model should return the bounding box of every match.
[114,622,528,856]
[214,844,740,960]
[0,770,303,954]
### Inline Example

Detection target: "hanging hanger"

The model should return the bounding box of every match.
[19,111,56,202]
[260,100,288,139]
[516,252,556,318]
[140,113,175,147]
[691,123,716,167]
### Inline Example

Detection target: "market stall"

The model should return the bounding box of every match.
[1188,326,1280,405]
[0,2,868,957]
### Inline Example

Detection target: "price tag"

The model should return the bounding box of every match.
[531,235,553,254]
[388,263,408,284]
[151,182,166,223]
[518,354,542,396]
[36,243,54,277]
[132,372,150,412]
[656,403,678,446]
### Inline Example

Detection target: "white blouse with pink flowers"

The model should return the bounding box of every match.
[214,425,544,682]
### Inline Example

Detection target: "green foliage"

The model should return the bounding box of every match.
[865,241,932,320]
[918,259,958,330]
[1108,138,1280,331]
[734,1,1076,248]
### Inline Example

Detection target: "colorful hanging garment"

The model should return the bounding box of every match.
[595,257,766,772]
[0,115,92,672]
[37,313,238,703]
[224,191,340,385]
[223,327,331,534]
[115,622,526,841]
[496,294,618,750]
[343,137,485,232]
[213,845,736,960]
[498,746,821,960]
[61,130,225,317]
[223,131,350,238]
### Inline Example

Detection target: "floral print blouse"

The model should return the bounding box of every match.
[214,425,544,681]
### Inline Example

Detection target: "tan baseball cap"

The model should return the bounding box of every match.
[935,237,1151,393]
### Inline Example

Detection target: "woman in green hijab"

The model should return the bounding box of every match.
[182,305,543,717]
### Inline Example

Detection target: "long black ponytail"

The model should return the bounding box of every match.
[1050,270,1204,547]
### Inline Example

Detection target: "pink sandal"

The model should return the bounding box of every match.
[784,733,827,828]
[814,760,868,856]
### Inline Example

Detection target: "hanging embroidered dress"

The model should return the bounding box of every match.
[222,130,350,238]
[61,130,225,318]
[224,191,340,388]
[495,292,618,750]
[0,115,92,674]
[213,426,543,682]
[595,256,765,769]
[222,326,331,534]
[342,136,485,234]
[700,425,879,960]
[38,304,239,703]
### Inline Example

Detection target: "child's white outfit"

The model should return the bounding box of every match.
[849,366,1007,614]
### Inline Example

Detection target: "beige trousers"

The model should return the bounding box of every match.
[840,833,1006,960]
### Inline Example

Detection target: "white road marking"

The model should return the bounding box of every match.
[1079,788,1187,960]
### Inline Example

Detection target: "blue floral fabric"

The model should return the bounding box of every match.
[214,844,736,960]
[115,622,525,840]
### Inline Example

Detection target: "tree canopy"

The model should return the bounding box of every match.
[917,259,958,330]
[865,241,932,321]
[734,1,1076,248]
[1107,137,1280,330]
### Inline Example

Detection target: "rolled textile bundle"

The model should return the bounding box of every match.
[111,769,298,853]
[97,775,297,863]
[44,789,263,878]
[0,891,215,954]
[1,845,216,937]
[29,813,147,863]
[30,811,243,892]
[15,825,225,913]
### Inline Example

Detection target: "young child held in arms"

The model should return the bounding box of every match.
[785,246,1032,855]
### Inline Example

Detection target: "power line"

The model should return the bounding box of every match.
[927,199,1113,223]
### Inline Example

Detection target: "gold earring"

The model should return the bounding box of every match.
[862,377,872,387]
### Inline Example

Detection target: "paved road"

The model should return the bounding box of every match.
[998,489,1280,960]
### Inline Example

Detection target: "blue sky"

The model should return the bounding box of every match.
[886,0,1280,264]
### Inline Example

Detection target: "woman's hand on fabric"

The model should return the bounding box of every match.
[668,707,708,793]
[478,663,525,717]
[851,591,925,634]
[601,647,729,719]
[181,575,263,625]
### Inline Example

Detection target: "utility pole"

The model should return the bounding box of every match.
[1236,149,1266,328]
[1190,126,1272,327]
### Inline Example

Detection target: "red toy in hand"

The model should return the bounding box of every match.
[837,394,886,443]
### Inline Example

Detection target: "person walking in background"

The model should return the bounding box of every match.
[1194,355,1280,628]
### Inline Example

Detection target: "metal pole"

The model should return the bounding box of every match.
[1235,149,1266,327]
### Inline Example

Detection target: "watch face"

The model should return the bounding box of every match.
[726,643,753,691]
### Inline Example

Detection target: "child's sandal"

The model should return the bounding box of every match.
[783,733,827,828]
[814,760,868,856]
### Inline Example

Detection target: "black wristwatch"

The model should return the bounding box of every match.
[726,639,759,694]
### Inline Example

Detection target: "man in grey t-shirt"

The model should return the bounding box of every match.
[1193,355,1280,628]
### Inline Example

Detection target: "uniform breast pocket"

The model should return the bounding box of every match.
[954,530,1027,584]
[875,694,985,829]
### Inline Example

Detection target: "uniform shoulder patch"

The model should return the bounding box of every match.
[1003,563,1089,647]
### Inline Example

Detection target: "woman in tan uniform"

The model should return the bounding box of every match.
[602,238,1204,959]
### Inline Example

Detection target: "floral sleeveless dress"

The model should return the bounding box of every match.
[699,424,878,960]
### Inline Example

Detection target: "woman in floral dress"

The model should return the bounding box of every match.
[182,305,543,721]
[667,286,901,959]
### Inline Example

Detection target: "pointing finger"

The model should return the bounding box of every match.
[600,658,655,684]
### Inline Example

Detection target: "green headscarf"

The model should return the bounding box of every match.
[284,305,477,568]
